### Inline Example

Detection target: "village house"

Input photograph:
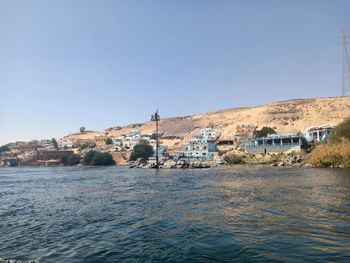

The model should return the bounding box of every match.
[242,134,303,154]
[111,130,142,150]
[301,124,335,142]
[235,124,257,141]
[179,138,217,159]
[112,136,124,147]
[217,139,235,152]
[58,140,73,151]
[36,150,74,161]
[199,128,221,141]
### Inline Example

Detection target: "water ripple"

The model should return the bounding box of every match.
[0,166,349,262]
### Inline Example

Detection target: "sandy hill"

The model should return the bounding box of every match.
[61,96,350,147]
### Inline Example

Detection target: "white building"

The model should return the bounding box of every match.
[301,124,335,142]
[112,130,142,150]
[199,128,221,141]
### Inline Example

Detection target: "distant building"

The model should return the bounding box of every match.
[217,139,235,152]
[58,141,73,151]
[242,134,303,154]
[36,150,74,161]
[128,129,141,137]
[113,130,142,149]
[301,124,335,142]
[112,137,124,147]
[199,128,221,141]
[179,138,217,159]
[235,124,257,140]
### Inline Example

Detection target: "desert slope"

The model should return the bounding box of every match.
[62,96,350,145]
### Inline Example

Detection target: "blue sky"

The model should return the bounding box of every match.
[0,0,349,145]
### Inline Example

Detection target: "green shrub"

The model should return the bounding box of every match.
[83,150,98,165]
[91,152,116,166]
[130,142,154,161]
[59,153,81,166]
[83,151,116,166]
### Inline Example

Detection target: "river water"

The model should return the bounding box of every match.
[0,166,349,262]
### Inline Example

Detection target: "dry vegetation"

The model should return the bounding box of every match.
[307,139,350,168]
[307,118,350,168]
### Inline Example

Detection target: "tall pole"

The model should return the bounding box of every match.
[156,113,159,167]
[151,110,160,168]
[341,28,350,96]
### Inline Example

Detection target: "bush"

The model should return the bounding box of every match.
[307,139,350,168]
[307,118,350,168]
[329,118,350,142]
[105,138,113,145]
[59,153,81,166]
[91,152,116,166]
[83,151,116,166]
[130,142,154,161]
[223,153,244,164]
[83,150,98,165]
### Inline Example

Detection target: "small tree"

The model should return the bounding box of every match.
[130,142,154,161]
[150,133,157,140]
[59,153,81,166]
[51,138,58,150]
[91,152,116,166]
[254,127,277,138]
[80,126,86,133]
[82,150,116,166]
[105,138,113,145]
[83,150,97,165]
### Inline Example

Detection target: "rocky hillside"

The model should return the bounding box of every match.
[61,96,350,147]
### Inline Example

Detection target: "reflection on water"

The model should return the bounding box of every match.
[0,166,349,262]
